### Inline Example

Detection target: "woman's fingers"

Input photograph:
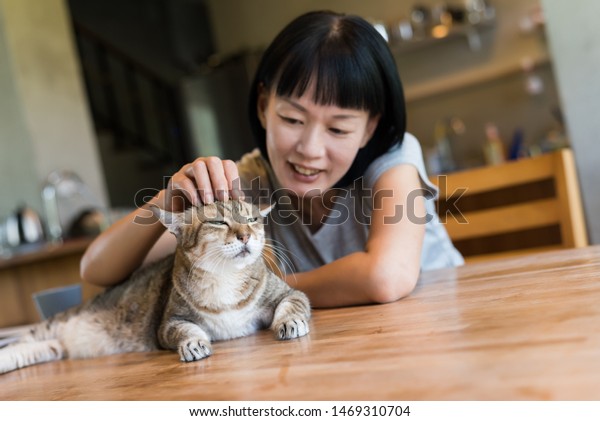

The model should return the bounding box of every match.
[223,159,244,200]
[204,157,230,202]
[175,157,242,205]
[167,170,199,211]
[189,160,216,204]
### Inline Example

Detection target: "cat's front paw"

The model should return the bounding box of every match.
[178,339,212,362]
[274,319,310,340]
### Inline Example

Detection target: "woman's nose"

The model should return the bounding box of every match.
[296,126,325,159]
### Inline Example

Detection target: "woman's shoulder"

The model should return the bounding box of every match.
[374,132,423,167]
[237,148,264,173]
[363,132,437,198]
[236,148,274,200]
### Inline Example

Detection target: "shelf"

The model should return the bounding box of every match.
[404,51,551,103]
[390,20,496,55]
[0,237,94,270]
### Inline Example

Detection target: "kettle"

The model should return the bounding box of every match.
[42,170,106,242]
[4,205,45,248]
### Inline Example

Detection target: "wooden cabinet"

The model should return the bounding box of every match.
[0,238,103,328]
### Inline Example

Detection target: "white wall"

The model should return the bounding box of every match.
[542,0,600,243]
[0,0,107,218]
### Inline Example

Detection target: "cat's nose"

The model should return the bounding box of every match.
[237,233,250,244]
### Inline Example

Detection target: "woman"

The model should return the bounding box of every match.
[81,11,463,308]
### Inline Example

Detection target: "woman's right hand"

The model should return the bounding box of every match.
[81,156,244,287]
[162,157,244,212]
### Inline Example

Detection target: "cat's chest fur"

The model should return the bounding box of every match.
[172,265,273,341]
[197,300,273,341]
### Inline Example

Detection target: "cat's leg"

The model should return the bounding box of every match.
[271,290,311,340]
[0,339,65,374]
[158,318,212,362]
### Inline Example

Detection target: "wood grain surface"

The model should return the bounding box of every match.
[2,246,600,400]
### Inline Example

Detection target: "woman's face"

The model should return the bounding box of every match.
[257,86,379,199]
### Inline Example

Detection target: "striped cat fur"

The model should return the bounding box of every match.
[0,200,310,374]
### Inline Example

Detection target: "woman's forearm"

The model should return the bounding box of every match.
[285,251,418,308]
[80,193,167,287]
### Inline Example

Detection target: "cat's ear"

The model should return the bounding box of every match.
[258,203,276,218]
[150,205,186,235]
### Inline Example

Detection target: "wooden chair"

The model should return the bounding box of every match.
[430,148,588,262]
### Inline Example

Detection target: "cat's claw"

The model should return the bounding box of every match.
[178,339,212,362]
[276,319,310,340]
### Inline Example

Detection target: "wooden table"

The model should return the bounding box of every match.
[2,245,600,400]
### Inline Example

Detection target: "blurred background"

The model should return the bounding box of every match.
[0,0,598,250]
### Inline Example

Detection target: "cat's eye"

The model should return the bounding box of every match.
[207,220,228,226]
[247,217,258,223]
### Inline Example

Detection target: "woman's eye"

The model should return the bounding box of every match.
[329,127,349,135]
[280,115,302,125]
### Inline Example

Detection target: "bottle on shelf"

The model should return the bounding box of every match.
[427,118,464,175]
[483,122,506,166]
[508,128,525,160]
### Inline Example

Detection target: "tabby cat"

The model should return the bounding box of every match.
[0,200,310,374]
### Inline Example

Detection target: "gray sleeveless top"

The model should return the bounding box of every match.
[237,132,464,273]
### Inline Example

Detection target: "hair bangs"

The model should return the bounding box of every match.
[273,40,385,117]
[248,11,406,185]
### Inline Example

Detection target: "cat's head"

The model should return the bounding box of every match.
[153,200,273,271]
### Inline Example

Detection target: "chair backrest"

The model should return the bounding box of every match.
[430,148,588,261]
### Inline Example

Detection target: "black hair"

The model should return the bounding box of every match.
[248,10,406,187]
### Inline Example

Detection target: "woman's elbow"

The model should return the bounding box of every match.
[79,247,111,287]
[366,267,419,304]
[79,250,98,285]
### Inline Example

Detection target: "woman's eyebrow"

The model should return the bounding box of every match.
[282,97,305,110]
[281,98,361,119]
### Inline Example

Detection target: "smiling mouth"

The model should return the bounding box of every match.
[291,163,321,176]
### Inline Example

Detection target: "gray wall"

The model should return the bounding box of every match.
[0,0,107,220]
[542,0,600,243]
[0,4,40,217]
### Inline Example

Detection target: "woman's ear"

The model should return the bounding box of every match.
[360,115,381,148]
[256,84,269,129]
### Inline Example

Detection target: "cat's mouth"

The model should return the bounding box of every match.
[235,245,251,258]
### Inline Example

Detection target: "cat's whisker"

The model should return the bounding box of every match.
[263,253,298,285]
[260,249,285,275]
[207,254,228,274]
[191,248,226,276]
[266,238,304,263]
[262,247,294,279]
[262,244,291,274]
[0,199,310,375]
[262,242,298,284]
[185,248,225,279]
[264,239,300,270]
[185,253,210,280]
